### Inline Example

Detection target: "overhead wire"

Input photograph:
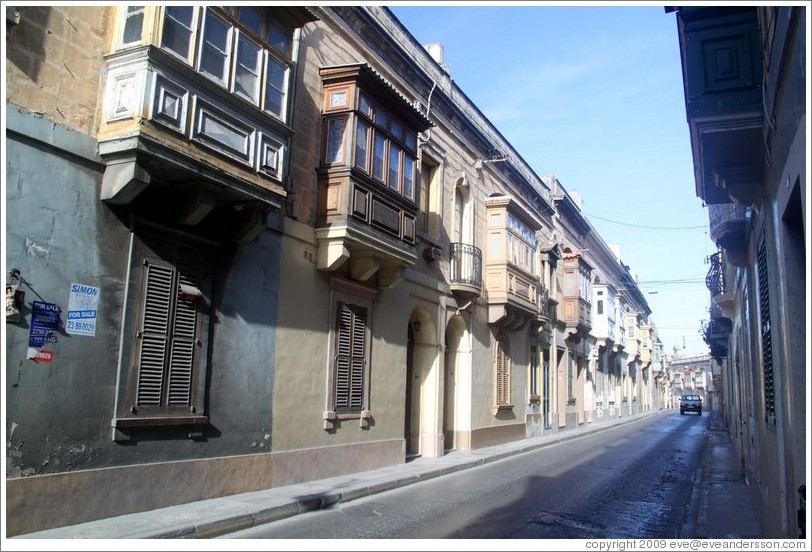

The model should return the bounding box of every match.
[584,212,707,230]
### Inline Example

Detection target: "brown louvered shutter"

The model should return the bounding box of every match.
[496,339,510,406]
[349,307,366,410]
[135,258,199,409]
[335,303,366,413]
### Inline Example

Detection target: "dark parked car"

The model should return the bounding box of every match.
[680,394,702,415]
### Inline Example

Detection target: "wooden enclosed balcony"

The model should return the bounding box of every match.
[561,249,592,339]
[673,7,764,206]
[483,195,543,330]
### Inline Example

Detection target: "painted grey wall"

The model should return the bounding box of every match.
[5,104,282,478]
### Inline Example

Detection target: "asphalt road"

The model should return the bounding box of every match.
[223,410,706,539]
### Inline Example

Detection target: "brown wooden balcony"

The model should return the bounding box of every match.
[486,264,539,330]
[483,195,542,330]
[560,248,592,340]
[314,63,432,288]
[562,296,591,336]
[449,242,482,296]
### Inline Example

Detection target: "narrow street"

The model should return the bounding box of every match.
[224,411,706,539]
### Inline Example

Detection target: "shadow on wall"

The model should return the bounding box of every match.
[6,6,52,84]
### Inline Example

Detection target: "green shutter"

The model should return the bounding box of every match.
[756,230,775,423]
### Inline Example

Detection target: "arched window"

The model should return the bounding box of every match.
[454,188,464,243]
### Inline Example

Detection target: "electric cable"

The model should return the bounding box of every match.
[584,212,707,230]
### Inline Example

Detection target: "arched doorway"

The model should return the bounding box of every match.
[405,322,417,456]
[405,308,437,458]
[443,315,466,452]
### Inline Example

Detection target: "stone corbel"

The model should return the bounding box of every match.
[100,156,150,204]
[359,410,372,429]
[178,187,217,226]
[231,205,268,244]
[715,165,763,211]
[317,238,350,272]
[349,252,381,282]
[323,410,337,431]
[377,264,405,288]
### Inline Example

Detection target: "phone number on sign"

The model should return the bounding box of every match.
[67,320,95,333]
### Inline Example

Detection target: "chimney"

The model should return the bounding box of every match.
[424,42,450,73]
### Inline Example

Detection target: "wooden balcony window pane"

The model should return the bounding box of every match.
[388,143,401,191]
[123,6,145,44]
[264,57,287,117]
[199,11,230,84]
[372,133,386,181]
[403,156,414,200]
[234,34,261,103]
[161,6,195,60]
[354,119,370,171]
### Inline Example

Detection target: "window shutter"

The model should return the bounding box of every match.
[756,230,775,423]
[350,308,366,410]
[335,303,366,412]
[135,259,200,409]
[167,271,199,406]
[496,339,510,406]
[137,261,173,405]
[335,306,352,410]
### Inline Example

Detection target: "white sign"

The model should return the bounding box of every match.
[66,283,99,336]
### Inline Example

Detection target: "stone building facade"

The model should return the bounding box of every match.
[5,6,655,536]
[670,5,807,538]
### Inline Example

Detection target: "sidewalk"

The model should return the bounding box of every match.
[695,408,764,538]
[10,408,762,540]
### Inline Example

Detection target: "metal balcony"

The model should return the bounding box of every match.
[449,242,482,296]
[706,250,736,319]
[705,251,729,297]
[708,203,749,265]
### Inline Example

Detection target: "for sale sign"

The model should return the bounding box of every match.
[29,301,61,348]
[66,283,99,336]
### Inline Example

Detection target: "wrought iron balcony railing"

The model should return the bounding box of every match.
[708,203,749,266]
[449,242,482,293]
[705,251,730,297]
[709,203,749,232]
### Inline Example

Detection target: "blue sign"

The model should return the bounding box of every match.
[67,310,96,320]
[29,301,61,348]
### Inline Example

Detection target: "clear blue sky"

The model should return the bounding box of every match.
[390,2,714,356]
